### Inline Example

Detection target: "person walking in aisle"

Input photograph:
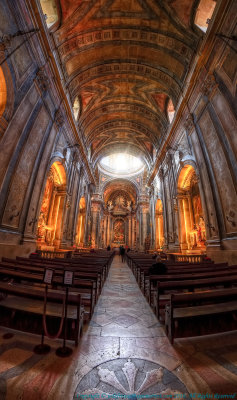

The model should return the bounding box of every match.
[120,245,126,263]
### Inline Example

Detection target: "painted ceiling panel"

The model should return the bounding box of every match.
[55,0,200,163]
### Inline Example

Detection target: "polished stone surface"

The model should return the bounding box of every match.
[0,255,237,399]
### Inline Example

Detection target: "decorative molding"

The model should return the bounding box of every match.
[34,67,50,95]
[201,73,218,98]
[54,110,64,128]
[184,113,195,135]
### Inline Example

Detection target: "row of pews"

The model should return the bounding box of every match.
[0,250,114,346]
[126,252,237,343]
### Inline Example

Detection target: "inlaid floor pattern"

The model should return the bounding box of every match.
[0,255,237,399]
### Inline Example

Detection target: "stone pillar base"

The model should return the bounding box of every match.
[0,243,36,259]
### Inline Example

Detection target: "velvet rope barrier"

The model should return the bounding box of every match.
[42,286,66,339]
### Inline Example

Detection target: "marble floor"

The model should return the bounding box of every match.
[0,255,237,399]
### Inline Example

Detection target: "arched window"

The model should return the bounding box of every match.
[194,0,216,33]
[167,98,175,124]
[73,96,80,121]
[40,0,59,28]
[0,67,7,120]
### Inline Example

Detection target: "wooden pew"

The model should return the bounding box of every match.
[148,265,237,302]
[139,262,228,290]
[165,288,237,343]
[0,265,96,319]
[0,281,84,345]
[2,258,101,300]
[16,256,108,286]
[155,274,237,319]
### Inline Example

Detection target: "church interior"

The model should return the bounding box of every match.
[0,0,237,398]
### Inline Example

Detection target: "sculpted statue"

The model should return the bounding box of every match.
[37,212,47,241]
[127,200,132,211]
[108,201,113,211]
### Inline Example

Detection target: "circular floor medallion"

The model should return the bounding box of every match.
[74,358,189,399]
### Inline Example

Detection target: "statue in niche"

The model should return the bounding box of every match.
[127,200,132,212]
[197,217,206,243]
[115,195,125,208]
[37,211,53,244]
[37,212,47,241]
[107,201,113,211]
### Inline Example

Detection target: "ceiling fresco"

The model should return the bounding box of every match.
[54,0,201,167]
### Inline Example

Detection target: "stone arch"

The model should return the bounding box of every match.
[36,161,67,250]
[75,196,86,247]
[155,199,164,250]
[177,164,206,253]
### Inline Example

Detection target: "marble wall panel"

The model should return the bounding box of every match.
[199,110,237,235]
[0,85,39,189]
[0,1,17,35]
[24,124,58,237]
[11,39,33,87]
[190,129,219,240]
[211,90,237,156]
[2,106,50,228]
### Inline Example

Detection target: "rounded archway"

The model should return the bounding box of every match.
[155,199,164,250]
[177,165,206,253]
[75,196,86,248]
[37,161,67,250]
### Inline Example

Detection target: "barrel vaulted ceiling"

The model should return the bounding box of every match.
[54,0,201,168]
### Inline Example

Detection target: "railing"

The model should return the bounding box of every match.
[37,250,66,259]
[174,254,207,263]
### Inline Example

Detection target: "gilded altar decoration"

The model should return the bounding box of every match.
[113,219,125,243]
[115,195,125,207]
[37,162,66,249]
[178,165,206,252]
[37,174,54,244]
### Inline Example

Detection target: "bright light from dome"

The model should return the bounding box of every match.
[100,153,144,175]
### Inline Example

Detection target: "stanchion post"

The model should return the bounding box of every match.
[34,284,51,355]
[56,270,74,357]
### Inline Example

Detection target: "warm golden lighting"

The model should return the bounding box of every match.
[155,199,164,249]
[53,161,67,185]
[0,67,7,118]
[37,162,67,250]
[178,165,206,253]
[76,197,86,247]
